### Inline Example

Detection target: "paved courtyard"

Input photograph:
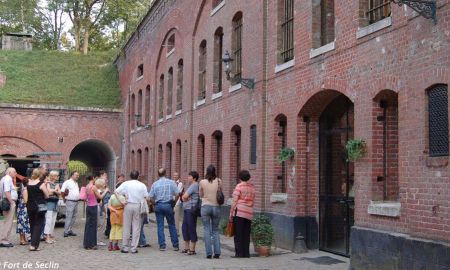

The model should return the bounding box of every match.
[1,213,349,270]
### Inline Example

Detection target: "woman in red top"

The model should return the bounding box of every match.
[229,170,256,258]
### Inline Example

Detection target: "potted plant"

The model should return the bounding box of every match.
[345,139,366,162]
[251,214,274,257]
[277,147,295,163]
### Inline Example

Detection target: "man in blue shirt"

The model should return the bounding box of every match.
[149,168,179,251]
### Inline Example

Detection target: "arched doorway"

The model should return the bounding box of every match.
[69,140,116,188]
[318,94,354,256]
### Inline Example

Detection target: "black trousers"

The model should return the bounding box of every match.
[233,216,251,258]
[83,206,98,248]
[105,209,111,237]
[28,208,46,248]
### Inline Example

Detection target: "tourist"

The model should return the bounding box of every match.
[95,172,109,246]
[149,168,179,251]
[16,177,30,246]
[229,170,256,258]
[115,170,148,254]
[61,171,80,237]
[83,175,104,250]
[24,168,49,251]
[181,171,200,255]
[107,192,125,251]
[115,174,125,189]
[0,167,18,248]
[44,170,61,244]
[173,172,184,236]
[138,198,150,248]
[199,165,222,259]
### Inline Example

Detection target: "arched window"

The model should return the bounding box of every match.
[166,142,172,178]
[213,27,223,93]
[137,149,142,174]
[145,85,151,124]
[176,59,183,111]
[167,67,173,115]
[198,40,207,100]
[250,125,257,164]
[159,74,164,119]
[144,147,149,179]
[197,135,205,178]
[212,131,223,178]
[176,140,182,174]
[232,13,242,84]
[130,93,136,129]
[138,89,143,126]
[274,114,287,193]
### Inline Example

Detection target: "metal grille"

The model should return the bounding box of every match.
[428,85,449,156]
[367,0,391,24]
[198,41,207,100]
[233,14,242,82]
[159,75,164,119]
[177,60,183,111]
[167,68,173,115]
[250,125,257,164]
[281,0,294,62]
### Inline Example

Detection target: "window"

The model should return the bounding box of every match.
[278,0,294,63]
[130,93,136,129]
[183,140,188,171]
[137,89,143,126]
[212,131,223,178]
[176,59,183,111]
[198,40,207,100]
[137,64,143,78]
[166,142,172,178]
[312,0,335,48]
[167,34,175,52]
[176,140,181,174]
[274,114,287,193]
[144,147,149,179]
[365,0,391,25]
[159,74,164,119]
[428,84,449,157]
[131,150,135,171]
[145,85,150,124]
[137,149,142,173]
[232,12,243,84]
[250,125,257,164]
[157,144,163,168]
[197,135,205,178]
[213,28,223,93]
[167,67,173,115]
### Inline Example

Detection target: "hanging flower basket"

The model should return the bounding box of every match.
[345,139,366,162]
[277,147,295,163]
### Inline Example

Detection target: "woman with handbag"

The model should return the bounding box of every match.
[44,170,61,244]
[181,171,200,255]
[83,175,105,250]
[229,170,256,258]
[16,177,30,246]
[199,165,223,259]
[23,169,49,251]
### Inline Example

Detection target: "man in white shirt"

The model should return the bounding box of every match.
[61,171,80,237]
[115,170,148,254]
[173,172,184,236]
[0,167,17,247]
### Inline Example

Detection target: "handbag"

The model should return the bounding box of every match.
[193,197,202,217]
[216,179,225,205]
[37,203,47,213]
[79,186,87,201]
[225,220,234,237]
[0,181,11,212]
[140,200,149,215]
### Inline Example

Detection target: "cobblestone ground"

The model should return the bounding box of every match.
[0,213,349,270]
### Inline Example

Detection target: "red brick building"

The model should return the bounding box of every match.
[115,0,449,268]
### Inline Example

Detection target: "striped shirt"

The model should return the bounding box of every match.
[149,177,178,203]
[232,182,256,220]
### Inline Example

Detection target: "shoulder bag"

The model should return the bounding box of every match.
[0,180,11,212]
[216,179,225,206]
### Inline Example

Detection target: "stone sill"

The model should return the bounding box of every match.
[165,114,172,120]
[368,201,401,217]
[275,59,295,73]
[196,99,206,107]
[136,75,144,81]
[175,110,182,116]
[158,118,164,124]
[166,48,175,58]
[210,1,225,17]
[310,41,335,58]
[270,193,288,203]
[425,156,448,168]
[212,91,223,100]
[356,17,392,39]
[229,83,242,93]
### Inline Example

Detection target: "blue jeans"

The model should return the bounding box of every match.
[138,216,147,246]
[155,202,179,248]
[201,205,221,256]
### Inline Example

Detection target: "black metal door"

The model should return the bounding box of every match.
[319,95,355,257]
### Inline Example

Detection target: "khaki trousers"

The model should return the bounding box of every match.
[121,203,141,252]
[174,203,184,235]
[0,201,16,244]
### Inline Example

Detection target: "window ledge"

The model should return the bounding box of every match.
[175,110,182,116]
[212,91,223,100]
[166,48,175,57]
[356,17,392,39]
[368,201,401,217]
[196,99,206,107]
[275,59,295,73]
[229,83,242,93]
[136,75,144,81]
[310,41,335,58]
[158,118,164,124]
[426,156,448,168]
[165,114,172,120]
[210,1,225,17]
[270,193,288,203]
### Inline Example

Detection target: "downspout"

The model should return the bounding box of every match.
[261,0,268,211]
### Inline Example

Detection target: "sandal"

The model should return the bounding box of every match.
[29,247,41,251]
[188,250,197,255]
[20,242,28,246]
[181,249,189,253]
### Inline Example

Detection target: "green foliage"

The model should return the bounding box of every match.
[345,139,366,162]
[277,147,295,163]
[67,160,88,175]
[0,50,121,108]
[251,214,274,247]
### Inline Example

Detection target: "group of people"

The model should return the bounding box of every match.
[0,163,257,258]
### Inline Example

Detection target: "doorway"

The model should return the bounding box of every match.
[318,95,355,256]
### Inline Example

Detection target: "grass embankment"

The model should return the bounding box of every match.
[0,50,121,108]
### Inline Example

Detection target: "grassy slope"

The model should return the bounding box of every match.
[0,50,121,108]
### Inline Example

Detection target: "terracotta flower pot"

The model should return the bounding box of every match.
[257,246,271,257]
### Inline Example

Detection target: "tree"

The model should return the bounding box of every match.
[37,0,66,50]
[0,0,39,36]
